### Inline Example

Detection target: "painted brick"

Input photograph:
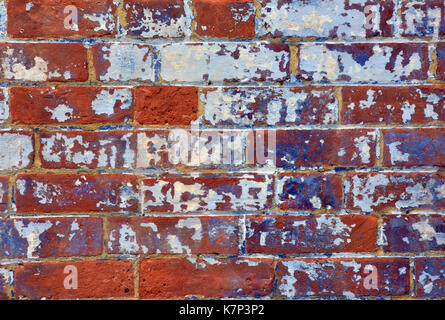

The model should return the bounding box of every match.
[135,130,171,168]
[15,174,139,213]
[139,257,274,298]
[0,176,8,212]
[125,0,190,38]
[246,214,378,254]
[276,173,342,211]
[7,0,117,38]
[0,132,34,170]
[135,86,198,125]
[298,43,428,83]
[276,129,377,168]
[14,260,134,299]
[400,0,445,38]
[92,43,157,82]
[341,86,445,124]
[142,174,273,213]
[0,217,102,258]
[344,173,445,212]
[257,0,394,39]
[436,43,445,81]
[159,43,289,83]
[107,216,239,255]
[39,131,136,169]
[0,43,88,82]
[277,258,410,298]
[201,86,338,126]
[382,128,445,167]
[0,87,8,123]
[0,267,11,299]
[415,257,445,298]
[383,214,445,253]
[10,87,133,125]
[194,0,255,39]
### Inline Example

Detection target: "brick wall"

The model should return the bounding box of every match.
[0,0,444,300]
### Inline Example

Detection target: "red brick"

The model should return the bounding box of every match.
[40,131,136,169]
[142,174,273,213]
[125,0,188,38]
[436,43,445,81]
[201,86,339,126]
[194,0,255,39]
[139,257,274,298]
[7,0,117,38]
[10,87,133,125]
[135,86,198,125]
[342,86,445,124]
[383,214,445,253]
[107,216,239,255]
[345,173,445,212]
[276,129,377,168]
[246,215,378,254]
[382,128,445,167]
[0,43,88,82]
[400,0,445,37]
[14,260,134,299]
[276,173,342,211]
[0,217,102,258]
[15,174,139,213]
[277,258,409,298]
[0,177,8,212]
[0,266,11,299]
[415,257,445,298]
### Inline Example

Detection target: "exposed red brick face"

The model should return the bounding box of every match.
[10,87,133,125]
[135,86,198,125]
[139,257,274,298]
[14,261,133,299]
[7,0,117,38]
[0,43,88,82]
[194,0,255,39]
[2,0,444,301]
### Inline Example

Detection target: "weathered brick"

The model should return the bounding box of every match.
[159,43,289,83]
[0,43,88,82]
[15,260,134,299]
[276,173,342,211]
[401,0,445,37]
[125,0,190,38]
[0,176,8,212]
[342,86,445,124]
[107,216,239,255]
[383,214,445,253]
[298,43,428,83]
[135,86,198,125]
[201,86,338,126]
[258,0,394,39]
[382,128,445,167]
[40,131,136,169]
[415,257,445,298]
[345,173,445,212]
[92,43,157,82]
[7,0,117,38]
[277,258,409,298]
[276,129,377,168]
[139,257,274,298]
[0,267,11,299]
[142,174,273,213]
[0,88,8,123]
[15,174,138,213]
[135,130,171,168]
[246,214,378,254]
[436,43,445,81]
[0,132,34,170]
[10,87,133,125]
[194,0,255,39]
[0,217,102,258]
